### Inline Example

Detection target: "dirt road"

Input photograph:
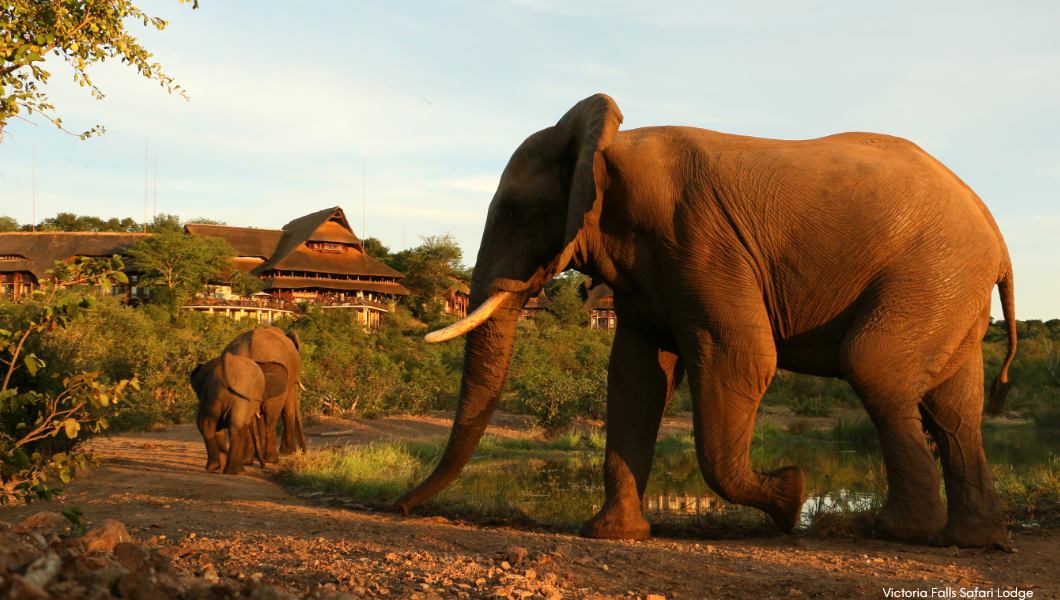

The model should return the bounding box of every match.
[1,413,1056,600]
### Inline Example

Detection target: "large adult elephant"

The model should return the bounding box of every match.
[222,326,306,462]
[392,94,1018,548]
[191,353,267,475]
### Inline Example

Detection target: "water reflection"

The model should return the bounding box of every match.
[441,426,1060,527]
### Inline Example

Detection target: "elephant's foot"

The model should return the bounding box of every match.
[872,498,946,541]
[205,460,222,472]
[579,498,650,540]
[757,466,806,532]
[929,515,1008,548]
[264,451,280,464]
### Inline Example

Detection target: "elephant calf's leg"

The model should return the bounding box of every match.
[223,424,248,475]
[922,347,1007,547]
[581,328,680,540]
[198,416,223,472]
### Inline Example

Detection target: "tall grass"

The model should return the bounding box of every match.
[832,416,878,446]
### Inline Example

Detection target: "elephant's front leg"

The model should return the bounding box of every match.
[684,330,805,532]
[580,327,682,540]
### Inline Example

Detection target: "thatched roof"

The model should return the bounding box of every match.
[183,224,282,259]
[583,282,614,312]
[524,290,553,310]
[185,207,404,282]
[0,232,150,281]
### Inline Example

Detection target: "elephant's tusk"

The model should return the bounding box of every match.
[298,381,306,391]
[424,292,512,343]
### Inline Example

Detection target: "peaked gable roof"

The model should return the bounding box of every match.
[258,207,403,279]
[583,281,615,311]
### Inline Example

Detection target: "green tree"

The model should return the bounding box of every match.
[362,237,391,261]
[229,269,264,298]
[149,213,182,233]
[31,212,139,232]
[0,215,18,231]
[126,231,235,307]
[184,217,226,226]
[546,270,589,328]
[1,256,138,504]
[1,0,196,141]
[398,233,469,299]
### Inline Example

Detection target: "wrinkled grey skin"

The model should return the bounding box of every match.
[191,354,267,475]
[221,327,306,462]
[391,94,1016,549]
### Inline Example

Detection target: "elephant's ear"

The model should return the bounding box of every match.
[556,94,624,255]
[286,329,301,355]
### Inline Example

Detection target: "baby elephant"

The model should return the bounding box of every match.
[190,353,268,475]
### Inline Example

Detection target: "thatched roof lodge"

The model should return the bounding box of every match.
[183,207,407,327]
[583,282,616,330]
[0,232,150,299]
[520,290,553,320]
[0,207,408,328]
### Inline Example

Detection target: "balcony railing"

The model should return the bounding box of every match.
[183,296,392,313]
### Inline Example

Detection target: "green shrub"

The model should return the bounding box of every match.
[792,396,834,417]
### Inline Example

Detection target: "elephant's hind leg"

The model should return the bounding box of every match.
[580,327,681,540]
[841,317,948,540]
[921,345,1007,547]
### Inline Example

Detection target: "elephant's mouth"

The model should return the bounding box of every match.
[425,291,512,343]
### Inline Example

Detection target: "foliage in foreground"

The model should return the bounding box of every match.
[1,257,138,504]
[1,0,195,140]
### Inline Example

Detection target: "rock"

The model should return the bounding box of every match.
[507,546,528,564]
[15,512,69,533]
[113,542,150,571]
[500,561,511,570]
[528,551,547,564]
[5,574,51,600]
[646,595,666,600]
[204,568,220,584]
[23,553,62,588]
[547,543,571,559]
[81,520,130,553]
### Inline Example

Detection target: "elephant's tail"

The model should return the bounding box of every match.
[986,261,1017,417]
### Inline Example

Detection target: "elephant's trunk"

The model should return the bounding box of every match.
[390,294,522,513]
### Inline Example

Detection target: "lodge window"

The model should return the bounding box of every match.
[307,242,347,254]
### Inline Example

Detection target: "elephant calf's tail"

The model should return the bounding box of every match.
[986,263,1017,417]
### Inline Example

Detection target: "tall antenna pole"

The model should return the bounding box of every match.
[153,153,157,220]
[362,159,365,240]
[143,137,149,233]
[32,146,36,232]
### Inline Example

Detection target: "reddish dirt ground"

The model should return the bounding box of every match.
[1,412,1056,600]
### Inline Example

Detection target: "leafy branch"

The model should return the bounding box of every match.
[0,0,198,140]
[0,255,139,504]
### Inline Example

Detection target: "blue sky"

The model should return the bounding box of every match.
[1,1,1057,318]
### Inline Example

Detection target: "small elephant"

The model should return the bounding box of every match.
[394,94,1018,548]
[221,326,306,462]
[191,353,268,475]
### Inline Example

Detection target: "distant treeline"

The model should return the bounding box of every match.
[0,212,223,233]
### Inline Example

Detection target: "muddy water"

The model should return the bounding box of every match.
[444,426,1060,527]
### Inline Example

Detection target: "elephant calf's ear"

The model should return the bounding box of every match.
[191,362,205,380]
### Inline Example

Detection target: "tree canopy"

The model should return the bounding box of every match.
[0,212,219,232]
[1,0,196,141]
[126,231,235,306]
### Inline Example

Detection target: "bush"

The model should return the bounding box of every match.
[792,395,834,417]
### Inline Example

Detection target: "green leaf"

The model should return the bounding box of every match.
[24,354,41,377]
